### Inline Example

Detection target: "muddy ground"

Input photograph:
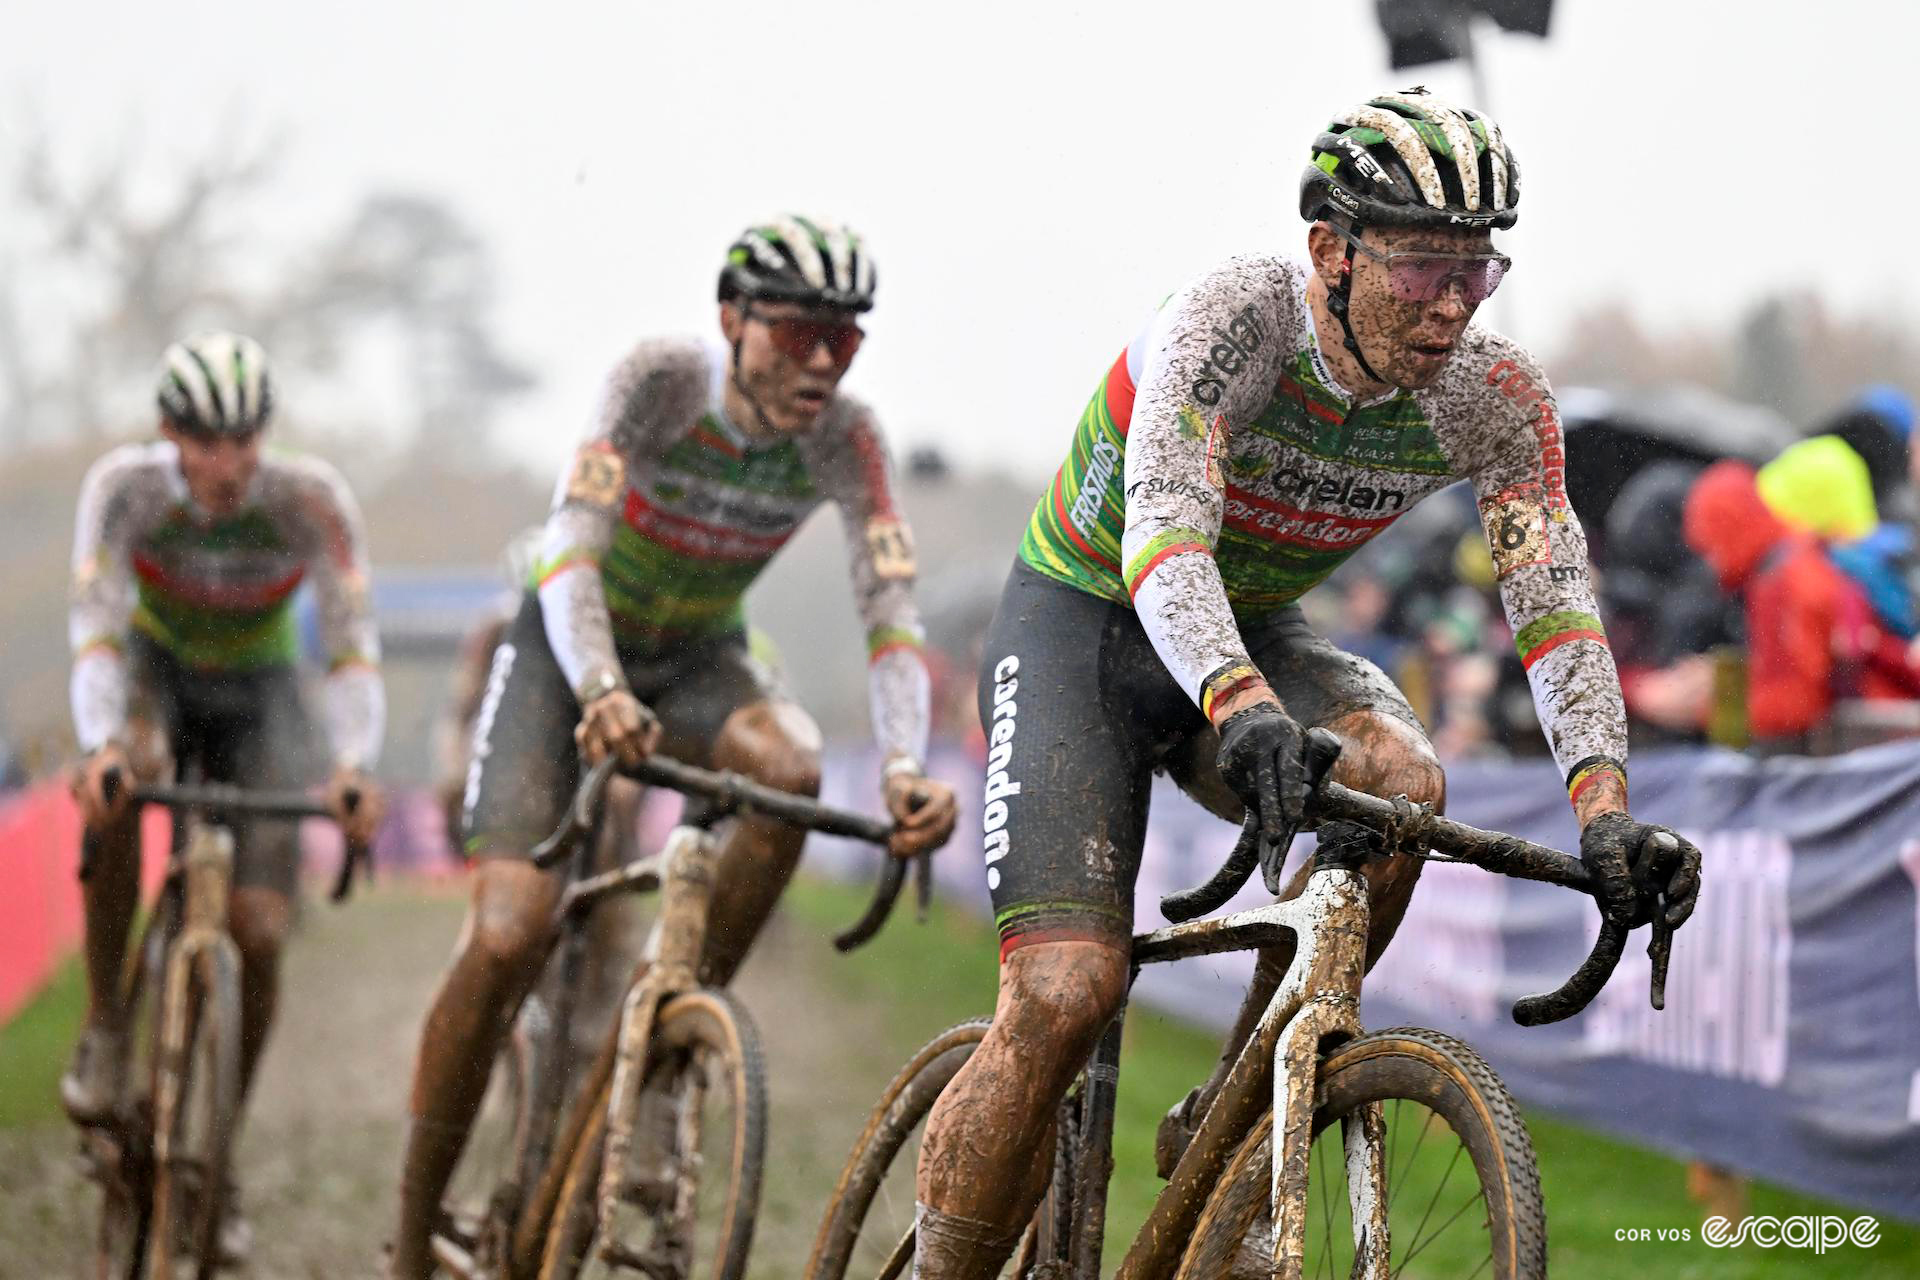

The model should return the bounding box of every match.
[0,881,980,1279]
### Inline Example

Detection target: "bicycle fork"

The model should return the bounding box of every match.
[595,824,717,1269]
[150,824,241,1270]
[1268,869,1384,1280]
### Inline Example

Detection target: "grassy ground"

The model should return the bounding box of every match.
[1,874,1914,1277]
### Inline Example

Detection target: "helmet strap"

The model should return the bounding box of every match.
[727,301,779,435]
[1324,224,1387,388]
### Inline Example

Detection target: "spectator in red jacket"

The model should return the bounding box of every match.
[1684,461,1920,748]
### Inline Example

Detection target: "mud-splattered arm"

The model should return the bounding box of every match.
[67,450,143,752]
[1470,349,1629,822]
[1121,261,1295,726]
[296,458,386,770]
[534,347,700,704]
[808,405,931,767]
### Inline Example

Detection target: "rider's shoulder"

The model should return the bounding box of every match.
[1427,325,1553,422]
[820,385,880,436]
[1174,252,1307,313]
[594,337,713,443]
[603,336,712,401]
[80,439,174,495]
[256,450,360,514]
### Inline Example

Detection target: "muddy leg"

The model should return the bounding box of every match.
[914,940,1129,1279]
[388,860,559,1280]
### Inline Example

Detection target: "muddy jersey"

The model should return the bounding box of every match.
[69,441,385,767]
[1018,254,1626,788]
[536,337,930,766]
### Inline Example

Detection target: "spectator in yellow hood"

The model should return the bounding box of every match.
[1756,434,1879,541]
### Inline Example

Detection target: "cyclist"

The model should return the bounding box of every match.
[386,214,959,1278]
[911,90,1702,1275]
[66,330,388,1261]
[430,525,645,1066]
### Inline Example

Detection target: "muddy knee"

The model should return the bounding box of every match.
[995,942,1129,1079]
[1325,709,1446,813]
[228,889,293,970]
[462,862,560,985]
[712,700,823,798]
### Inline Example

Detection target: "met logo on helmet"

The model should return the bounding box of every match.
[1333,135,1393,188]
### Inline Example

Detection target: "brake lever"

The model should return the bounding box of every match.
[913,849,933,923]
[1648,911,1673,1011]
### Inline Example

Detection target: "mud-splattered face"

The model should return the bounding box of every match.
[161,419,263,518]
[719,300,863,434]
[1312,223,1499,391]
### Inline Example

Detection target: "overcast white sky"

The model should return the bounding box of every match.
[9,0,1919,478]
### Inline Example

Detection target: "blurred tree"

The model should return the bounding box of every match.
[1,129,531,454]
[292,194,534,457]
[4,126,273,443]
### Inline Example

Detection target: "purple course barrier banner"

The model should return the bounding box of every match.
[810,739,1920,1223]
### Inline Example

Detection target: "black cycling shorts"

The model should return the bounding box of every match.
[460,594,780,857]
[980,560,1424,957]
[126,633,322,898]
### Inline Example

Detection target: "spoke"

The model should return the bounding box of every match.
[1401,1163,1484,1272]
[1386,1100,1399,1204]
[878,1222,916,1280]
[1463,1250,1494,1280]
[1400,1188,1486,1272]
[1402,1138,1466,1262]
[1388,1102,1433,1213]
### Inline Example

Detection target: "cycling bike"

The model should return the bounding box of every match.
[431,754,917,1280]
[83,775,371,1280]
[808,766,1680,1280]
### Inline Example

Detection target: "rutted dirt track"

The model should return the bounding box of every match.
[0,881,978,1278]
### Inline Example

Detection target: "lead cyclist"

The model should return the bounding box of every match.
[910,89,1703,1275]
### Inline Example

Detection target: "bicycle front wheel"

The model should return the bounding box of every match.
[146,942,243,1280]
[1178,1027,1545,1280]
[538,988,767,1280]
[92,887,178,1280]
[806,1016,1078,1280]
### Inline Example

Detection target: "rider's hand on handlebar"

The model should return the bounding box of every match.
[883,768,956,860]
[1579,811,1701,930]
[72,743,133,829]
[575,689,661,768]
[326,764,386,847]
[1216,704,1343,892]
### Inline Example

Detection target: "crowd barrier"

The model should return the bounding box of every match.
[810,739,1920,1223]
[0,787,170,1024]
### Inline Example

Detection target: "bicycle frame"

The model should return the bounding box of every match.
[456,755,902,1280]
[84,776,353,1279]
[1035,773,1647,1280]
[495,822,713,1276]
[1111,864,1379,1280]
[149,820,241,1167]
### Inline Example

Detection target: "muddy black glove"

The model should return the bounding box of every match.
[1216,706,1342,893]
[1579,811,1701,930]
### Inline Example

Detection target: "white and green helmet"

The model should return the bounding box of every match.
[1300,87,1519,230]
[156,330,275,435]
[718,215,876,313]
